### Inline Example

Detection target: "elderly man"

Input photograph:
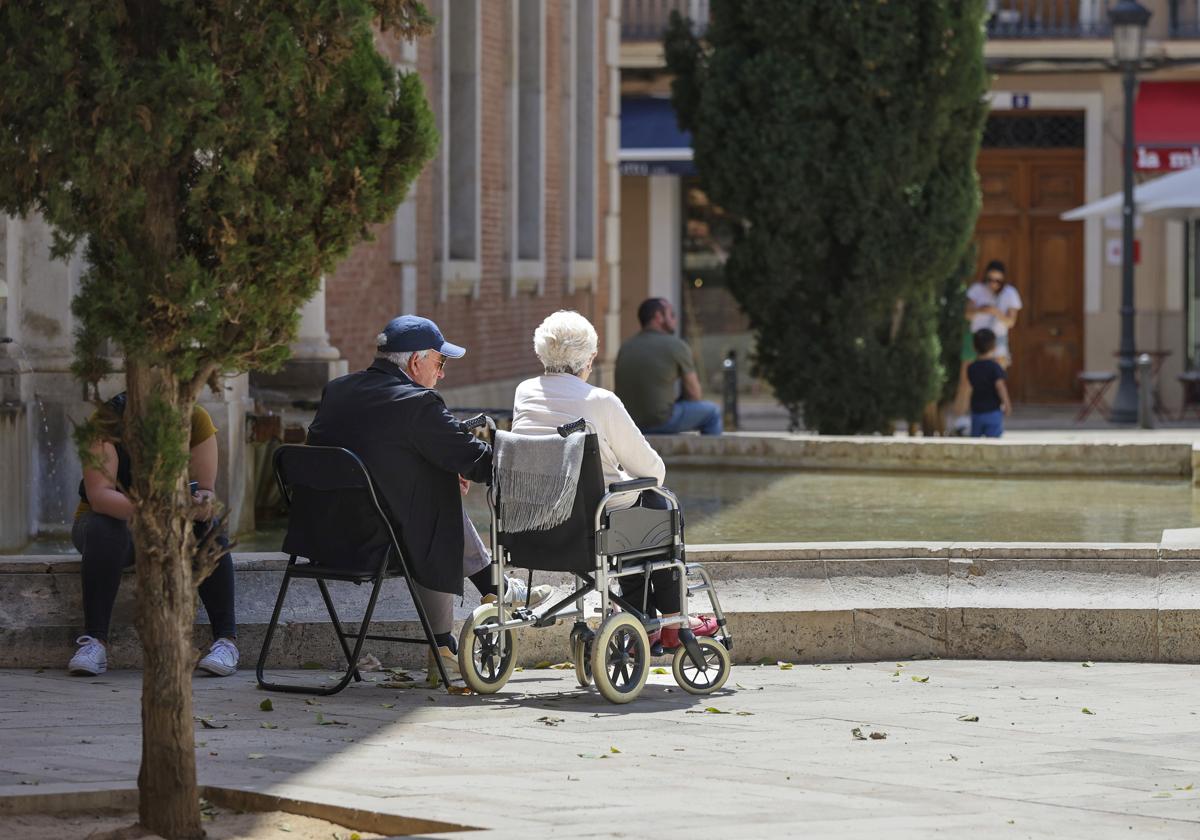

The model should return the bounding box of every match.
[306,315,548,680]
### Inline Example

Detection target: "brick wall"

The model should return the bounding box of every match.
[325,1,614,390]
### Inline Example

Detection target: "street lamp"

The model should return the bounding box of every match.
[1108,0,1151,423]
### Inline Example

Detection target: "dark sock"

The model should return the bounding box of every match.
[468,567,497,598]
[434,632,457,653]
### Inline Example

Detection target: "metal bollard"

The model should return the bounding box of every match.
[722,350,739,431]
[1137,353,1153,429]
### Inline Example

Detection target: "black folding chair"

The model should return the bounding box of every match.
[255,444,452,695]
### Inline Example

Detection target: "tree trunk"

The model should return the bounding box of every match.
[125,360,204,840]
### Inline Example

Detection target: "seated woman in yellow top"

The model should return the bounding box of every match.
[70,393,238,677]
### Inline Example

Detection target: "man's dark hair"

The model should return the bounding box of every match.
[972,327,997,356]
[984,259,1006,278]
[637,297,668,327]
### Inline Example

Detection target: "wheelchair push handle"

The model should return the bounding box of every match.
[461,413,494,432]
[557,417,587,437]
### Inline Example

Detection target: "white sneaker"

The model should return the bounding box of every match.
[68,636,107,676]
[952,415,971,436]
[482,577,553,609]
[197,638,239,676]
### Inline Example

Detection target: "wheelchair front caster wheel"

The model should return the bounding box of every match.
[591,613,650,704]
[458,603,518,694]
[571,633,594,688]
[672,637,730,695]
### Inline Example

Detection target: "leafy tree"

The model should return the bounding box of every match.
[666,1,988,433]
[0,2,437,836]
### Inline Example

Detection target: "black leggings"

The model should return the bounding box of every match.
[72,512,237,641]
[617,491,683,617]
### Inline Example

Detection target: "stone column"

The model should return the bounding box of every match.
[250,277,347,401]
[598,0,623,390]
[1,213,95,544]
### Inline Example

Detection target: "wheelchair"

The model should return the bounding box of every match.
[457,417,733,704]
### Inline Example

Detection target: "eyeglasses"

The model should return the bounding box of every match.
[431,353,447,371]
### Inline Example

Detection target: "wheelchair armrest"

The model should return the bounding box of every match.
[608,477,657,493]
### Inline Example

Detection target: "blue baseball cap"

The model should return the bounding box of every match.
[377,315,466,358]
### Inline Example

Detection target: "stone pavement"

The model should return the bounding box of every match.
[3,661,1200,839]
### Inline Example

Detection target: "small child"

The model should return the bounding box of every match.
[966,328,1011,438]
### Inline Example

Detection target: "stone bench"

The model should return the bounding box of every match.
[3,541,1200,670]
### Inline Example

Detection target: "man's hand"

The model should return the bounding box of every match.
[191,488,216,521]
[459,475,470,496]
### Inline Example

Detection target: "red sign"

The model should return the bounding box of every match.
[1136,145,1200,172]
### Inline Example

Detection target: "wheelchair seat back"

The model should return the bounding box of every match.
[498,432,605,574]
[274,445,399,576]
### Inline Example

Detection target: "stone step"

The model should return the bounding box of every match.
[3,541,1199,671]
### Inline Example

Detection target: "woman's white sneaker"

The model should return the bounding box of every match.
[481,577,553,609]
[68,636,107,676]
[197,638,239,676]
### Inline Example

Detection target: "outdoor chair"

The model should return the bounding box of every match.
[455,417,733,704]
[1075,370,1117,422]
[256,443,453,696]
[1178,370,1200,422]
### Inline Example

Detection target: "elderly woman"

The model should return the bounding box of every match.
[511,310,717,650]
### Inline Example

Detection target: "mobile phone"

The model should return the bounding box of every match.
[189,480,199,496]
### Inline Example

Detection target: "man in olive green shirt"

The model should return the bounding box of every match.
[614,298,722,435]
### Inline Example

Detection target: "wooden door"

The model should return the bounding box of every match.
[975,147,1085,403]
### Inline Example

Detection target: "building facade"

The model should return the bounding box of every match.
[311,0,624,408]
[618,0,1200,410]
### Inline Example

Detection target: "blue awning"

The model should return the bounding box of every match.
[620,97,695,176]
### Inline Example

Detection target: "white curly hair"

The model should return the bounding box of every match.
[533,311,598,376]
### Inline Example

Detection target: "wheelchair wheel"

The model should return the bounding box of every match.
[671,637,730,695]
[590,613,649,704]
[458,603,518,694]
[571,633,593,688]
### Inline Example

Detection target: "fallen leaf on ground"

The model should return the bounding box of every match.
[891,671,901,677]
[851,727,867,741]
[300,661,323,670]
[1153,791,1173,798]
[1082,661,1094,667]
[652,668,668,675]
[778,662,793,670]
[356,654,383,672]
[736,711,754,716]
[532,660,553,669]
[197,718,227,730]
[380,703,395,709]
[260,722,277,729]
[446,684,473,695]
[246,753,264,760]
[912,675,930,683]
[957,714,980,722]
[259,699,273,712]
[304,698,321,706]
[549,662,573,670]
[1175,783,1194,791]
[577,753,609,759]
[537,716,564,726]
[316,713,348,726]
[869,731,888,740]
[610,746,621,754]
[1081,707,1096,715]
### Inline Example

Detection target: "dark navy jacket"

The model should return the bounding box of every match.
[305,359,492,595]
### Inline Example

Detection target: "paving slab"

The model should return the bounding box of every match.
[1,661,1199,839]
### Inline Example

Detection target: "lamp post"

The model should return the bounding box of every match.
[1108,0,1152,423]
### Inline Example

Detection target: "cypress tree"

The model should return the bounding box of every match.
[666,1,988,433]
[0,3,437,836]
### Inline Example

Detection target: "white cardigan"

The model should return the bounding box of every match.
[511,373,666,492]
